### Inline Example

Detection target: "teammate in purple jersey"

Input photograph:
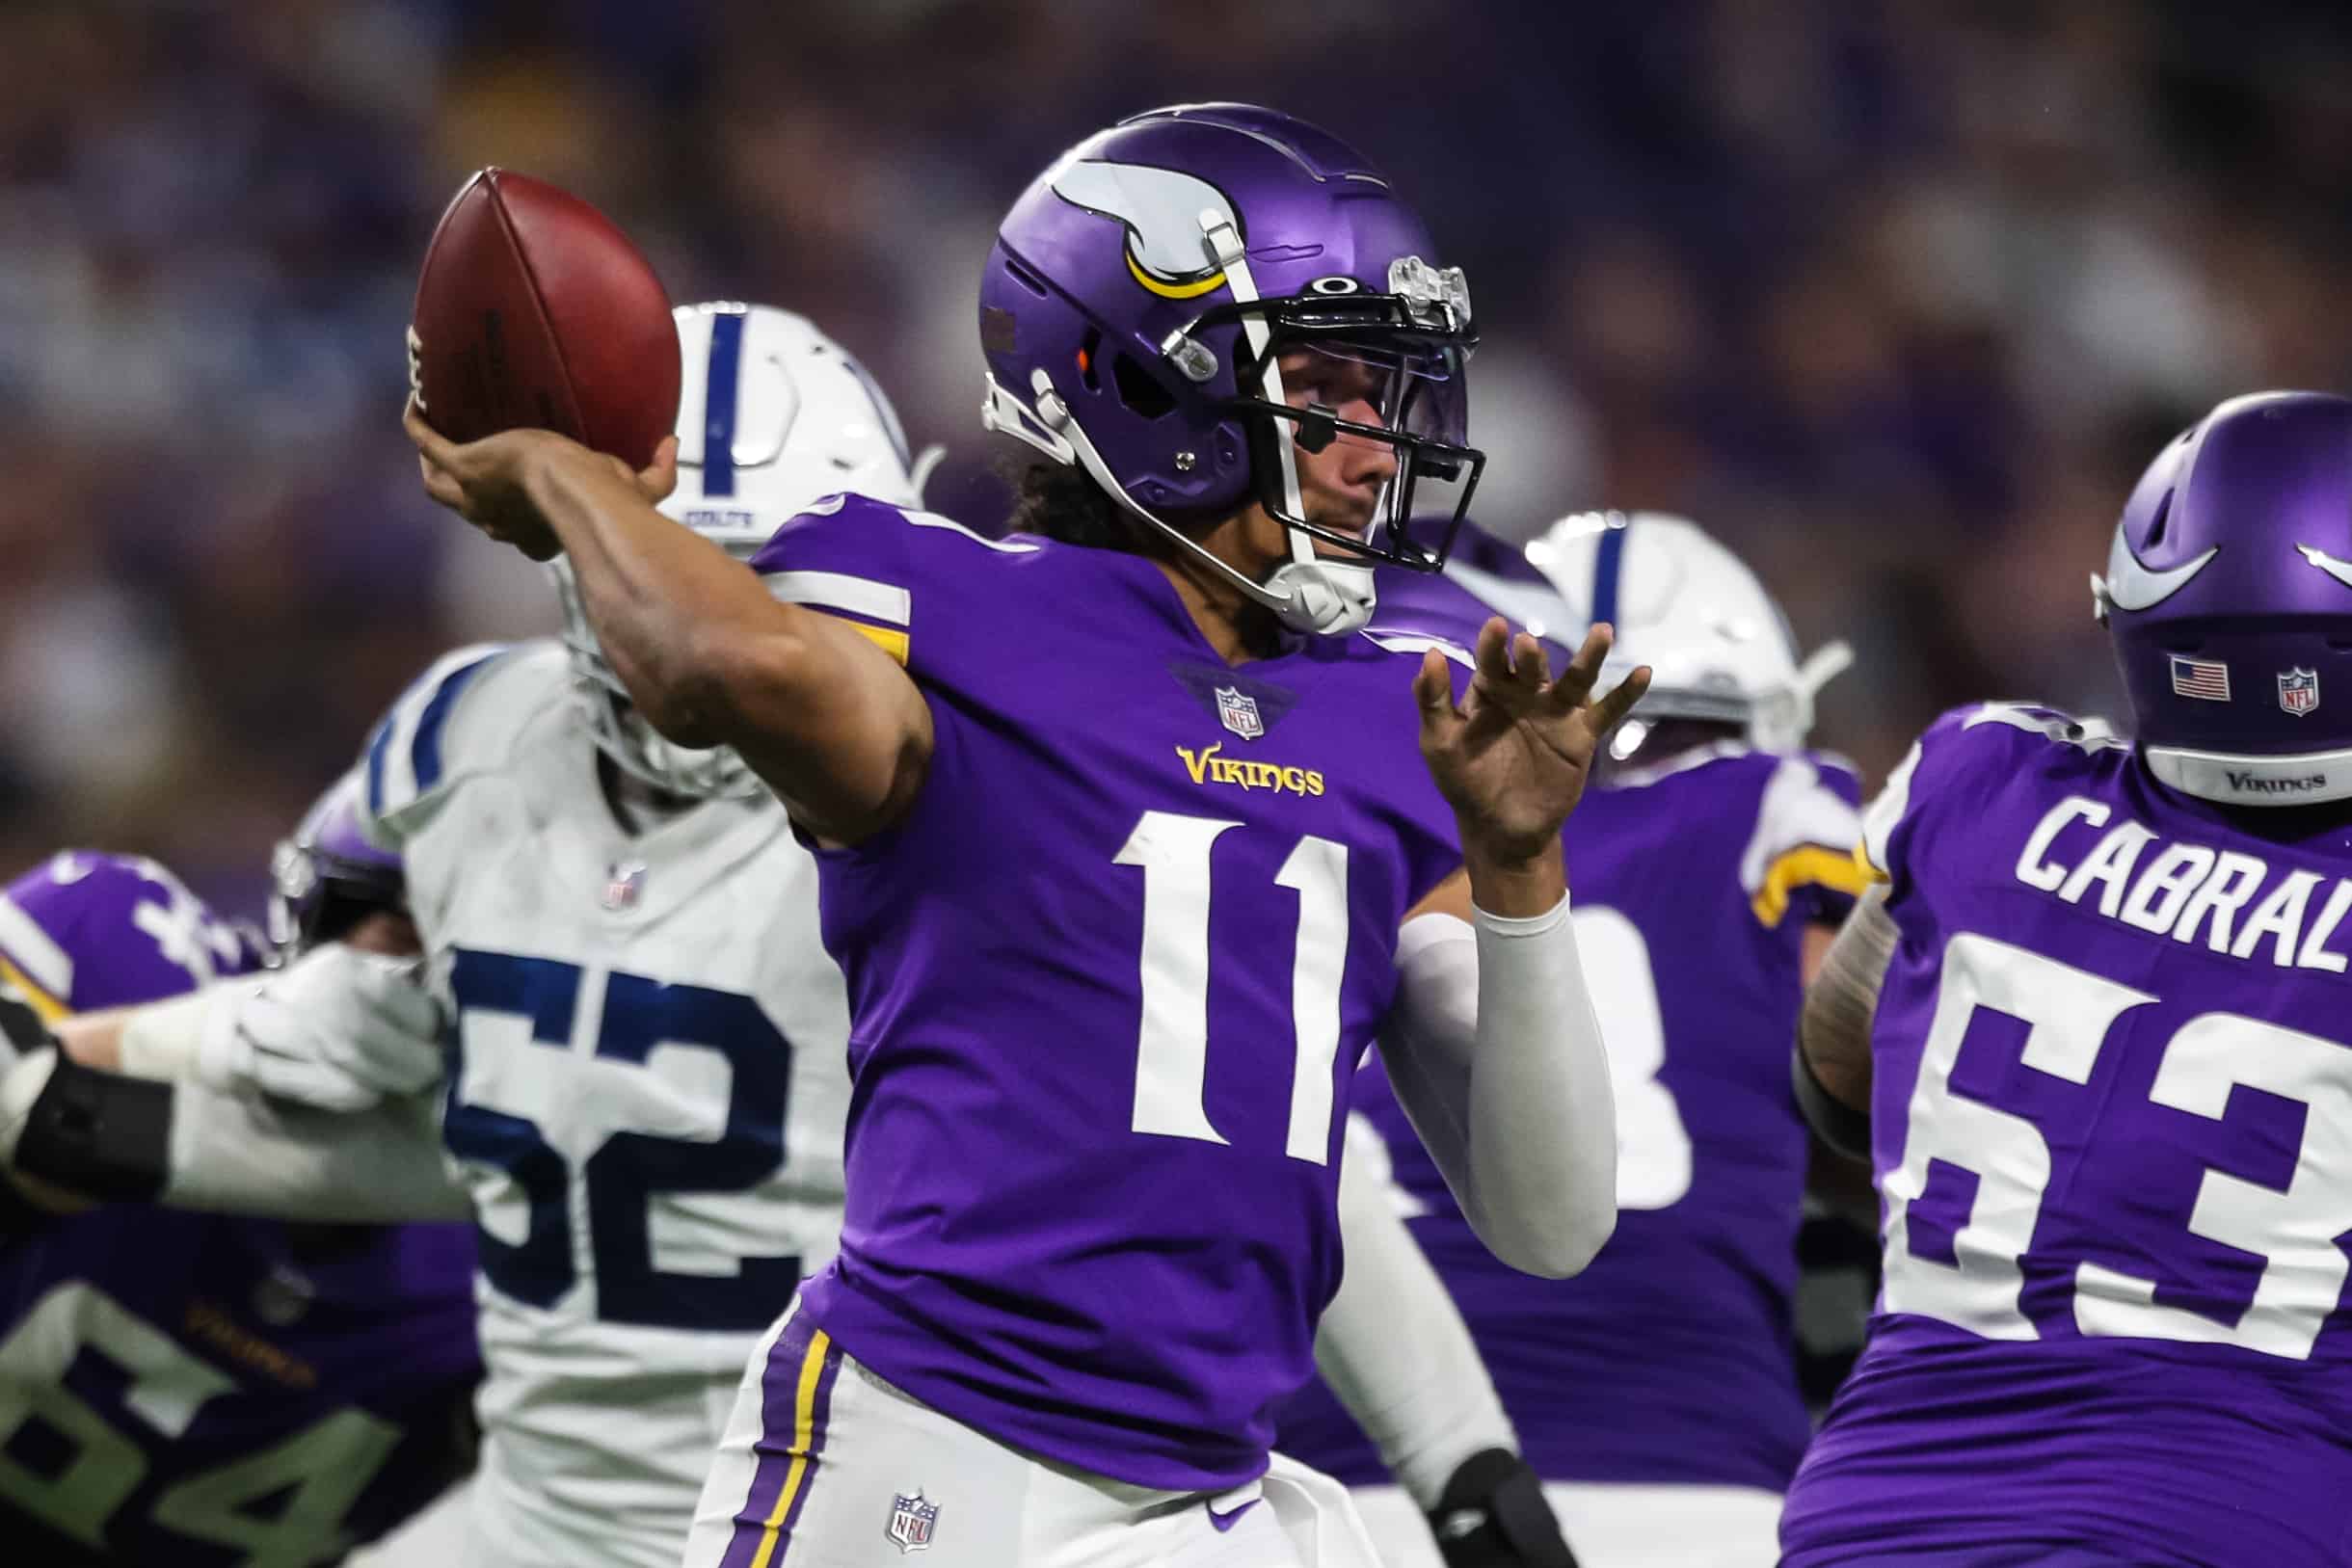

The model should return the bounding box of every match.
[408,103,1642,1566]
[1283,514,1867,1568]
[0,805,481,1568]
[1784,390,2352,1566]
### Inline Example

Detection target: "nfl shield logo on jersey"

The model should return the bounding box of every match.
[2279,667,2321,717]
[887,1490,939,1554]
[1216,685,1265,740]
[601,861,647,912]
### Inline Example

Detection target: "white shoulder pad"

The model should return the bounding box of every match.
[1358,629,1476,668]
[360,641,565,841]
[1742,755,1870,926]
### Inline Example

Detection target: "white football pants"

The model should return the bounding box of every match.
[685,1303,1381,1567]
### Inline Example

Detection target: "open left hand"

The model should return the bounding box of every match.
[1414,618,1648,867]
[404,399,677,561]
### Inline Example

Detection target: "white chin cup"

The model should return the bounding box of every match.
[2144,742,2352,806]
[1267,559,1376,636]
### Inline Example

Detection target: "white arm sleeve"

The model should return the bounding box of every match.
[163,1083,471,1223]
[1317,1116,1516,1508]
[1379,898,1617,1279]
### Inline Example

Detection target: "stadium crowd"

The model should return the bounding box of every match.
[3,0,2351,916]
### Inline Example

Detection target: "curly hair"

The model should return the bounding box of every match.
[997,457,1225,559]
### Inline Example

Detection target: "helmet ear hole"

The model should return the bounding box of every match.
[1112,355,1176,420]
[1078,328,1102,392]
[2146,489,2174,548]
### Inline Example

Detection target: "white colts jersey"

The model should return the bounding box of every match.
[360,642,849,1568]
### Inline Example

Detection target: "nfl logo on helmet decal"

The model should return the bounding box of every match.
[887,1490,939,1554]
[1216,685,1265,740]
[2279,667,2320,716]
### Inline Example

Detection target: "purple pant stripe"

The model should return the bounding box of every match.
[716,1314,843,1568]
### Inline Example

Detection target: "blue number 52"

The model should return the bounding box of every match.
[442,949,800,1331]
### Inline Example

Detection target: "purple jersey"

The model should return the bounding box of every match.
[749,496,1463,1491]
[0,852,256,1020]
[1276,745,1864,1493]
[1780,704,2352,1566]
[0,854,481,1567]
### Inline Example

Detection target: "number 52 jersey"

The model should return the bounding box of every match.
[1780,704,2352,1567]
[358,640,853,1568]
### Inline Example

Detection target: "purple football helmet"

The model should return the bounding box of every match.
[2095,390,2352,805]
[267,771,405,959]
[979,103,1483,635]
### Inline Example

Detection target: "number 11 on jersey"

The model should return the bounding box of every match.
[1116,811,1350,1163]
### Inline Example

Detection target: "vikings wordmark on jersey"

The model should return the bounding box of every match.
[735,493,1462,1499]
[1779,704,2352,1566]
[356,639,853,1568]
[0,855,479,1568]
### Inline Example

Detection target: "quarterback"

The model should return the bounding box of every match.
[411,104,1640,1566]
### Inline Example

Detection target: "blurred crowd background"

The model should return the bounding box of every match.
[4,0,2351,913]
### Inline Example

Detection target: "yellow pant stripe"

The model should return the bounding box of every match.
[747,1327,833,1568]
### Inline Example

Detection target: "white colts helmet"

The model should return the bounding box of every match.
[1500,511,1851,757]
[552,302,937,798]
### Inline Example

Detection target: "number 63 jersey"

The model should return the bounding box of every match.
[1780,704,2352,1567]
[359,641,851,1568]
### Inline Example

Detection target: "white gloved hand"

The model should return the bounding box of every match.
[197,945,446,1112]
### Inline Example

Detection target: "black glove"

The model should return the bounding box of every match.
[1426,1448,1580,1568]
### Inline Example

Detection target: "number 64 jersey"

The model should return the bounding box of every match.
[1780,704,2352,1567]
[359,641,851,1568]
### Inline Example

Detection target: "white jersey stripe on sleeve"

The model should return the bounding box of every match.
[363,643,511,824]
[762,571,912,627]
[1740,757,1865,896]
[0,894,74,1001]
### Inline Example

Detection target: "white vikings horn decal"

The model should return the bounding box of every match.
[2295,543,2352,594]
[2098,525,2218,614]
[1050,161,1243,299]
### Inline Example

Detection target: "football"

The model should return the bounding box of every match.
[409,167,682,470]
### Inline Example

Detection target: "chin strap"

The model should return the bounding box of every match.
[1266,559,1376,634]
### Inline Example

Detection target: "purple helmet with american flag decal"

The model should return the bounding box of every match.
[2095,391,2352,805]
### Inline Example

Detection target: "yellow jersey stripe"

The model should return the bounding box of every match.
[748,1327,833,1568]
[0,953,69,1024]
[841,621,909,666]
[1854,838,1890,886]
[1751,843,1876,928]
